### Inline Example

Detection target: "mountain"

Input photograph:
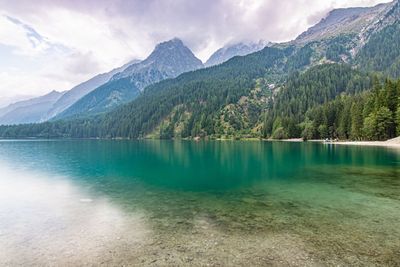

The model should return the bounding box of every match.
[1,0,400,141]
[112,38,203,83]
[56,38,203,120]
[43,59,140,121]
[0,95,34,110]
[0,46,295,137]
[0,91,64,125]
[205,40,269,67]
[354,1,400,77]
[295,3,389,44]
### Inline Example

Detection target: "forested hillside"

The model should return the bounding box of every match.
[262,64,373,139]
[0,62,395,141]
[301,78,400,141]
[54,78,140,120]
[0,46,293,139]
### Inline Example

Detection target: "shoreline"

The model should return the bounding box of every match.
[277,137,400,149]
[1,137,400,148]
[305,136,400,149]
[328,141,400,149]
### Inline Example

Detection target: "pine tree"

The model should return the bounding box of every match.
[338,97,352,139]
[363,112,377,140]
[301,119,315,141]
[350,101,364,140]
[384,79,398,138]
[385,79,398,113]
[396,101,400,136]
[375,107,393,141]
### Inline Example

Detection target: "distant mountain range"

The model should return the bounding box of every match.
[205,40,270,67]
[42,59,140,121]
[0,90,64,125]
[0,59,139,125]
[1,37,273,125]
[0,95,35,110]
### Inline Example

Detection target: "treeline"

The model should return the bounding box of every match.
[302,78,400,141]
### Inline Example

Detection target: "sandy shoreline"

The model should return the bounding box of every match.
[278,137,400,149]
[311,136,400,149]
[330,141,400,149]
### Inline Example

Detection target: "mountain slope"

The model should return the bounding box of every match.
[295,3,389,44]
[205,41,269,67]
[356,21,400,77]
[0,96,36,118]
[0,91,64,125]
[0,46,296,138]
[0,95,34,111]
[56,38,203,119]
[101,46,292,139]
[43,59,139,121]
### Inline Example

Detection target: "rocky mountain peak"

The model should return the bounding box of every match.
[112,38,203,82]
[295,3,390,44]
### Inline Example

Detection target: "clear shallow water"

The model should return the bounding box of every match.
[0,140,399,266]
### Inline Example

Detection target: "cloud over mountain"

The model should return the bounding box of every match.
[0,0,391,98]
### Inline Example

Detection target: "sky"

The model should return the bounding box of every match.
[0,0,392,102]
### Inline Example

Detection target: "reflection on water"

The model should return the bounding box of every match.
[0,164,149,266]
[0,140,399,266]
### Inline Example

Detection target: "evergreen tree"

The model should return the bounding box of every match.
[350,101,364,140]
[363,112,378,140]
[375,107,393,141]
[338,97,352,139]
[301,119,316,141]
[396,101,400,136]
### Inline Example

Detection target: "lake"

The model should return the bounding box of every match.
[0,140,399,266]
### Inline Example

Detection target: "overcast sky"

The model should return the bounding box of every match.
[0,0,392,100]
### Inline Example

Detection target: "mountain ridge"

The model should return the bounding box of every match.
[43,59,140,121]
[295,2,390,44]
[55,38,203,119]
[0,90,65,125]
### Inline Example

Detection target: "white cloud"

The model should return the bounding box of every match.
[0,0,393,100]
[0,16,40,56]
[0,70,70,97]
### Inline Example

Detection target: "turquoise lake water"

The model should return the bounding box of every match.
[0,140,399,266]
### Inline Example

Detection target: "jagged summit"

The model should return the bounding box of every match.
[56,38,203,119]
[112,38,203,82]
[295,2,390,44]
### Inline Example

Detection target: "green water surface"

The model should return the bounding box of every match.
[0,140,399,266]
